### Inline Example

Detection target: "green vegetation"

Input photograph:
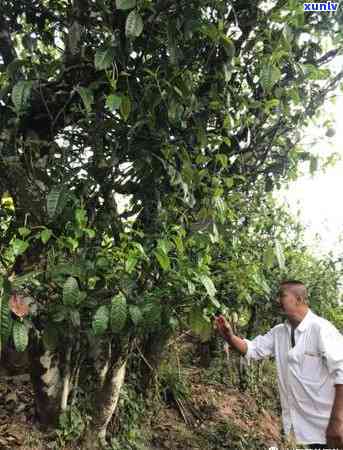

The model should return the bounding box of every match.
[1,0,343,448]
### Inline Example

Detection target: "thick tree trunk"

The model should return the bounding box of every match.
[84,356,127,449]
[198,341,211,368]
[29,340,63,428]
[198,337,219,368]
[139,330,171,395]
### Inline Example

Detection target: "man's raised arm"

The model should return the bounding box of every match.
[214,315,248,354]
[214,315,275,361]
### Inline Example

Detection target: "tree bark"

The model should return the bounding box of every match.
[198,336,219,368]
[29,339,63,428]
[60,345,72,411]
[139,330,171,395]
[84,356,127,449]
[198,341,211,368]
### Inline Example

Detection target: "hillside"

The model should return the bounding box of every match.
[0,335,297,450]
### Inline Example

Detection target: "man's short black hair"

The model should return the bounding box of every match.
[279,280,308,304]
[280,279,305,287]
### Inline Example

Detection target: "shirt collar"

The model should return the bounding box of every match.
[285,308,314,332]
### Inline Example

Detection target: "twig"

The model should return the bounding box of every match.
[166,330,192,347]
[175,398,189,425]
[52,90,75,132]
[135,342,154,372]
[37,78,54,136]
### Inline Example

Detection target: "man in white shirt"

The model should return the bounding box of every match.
[215,280,343,449]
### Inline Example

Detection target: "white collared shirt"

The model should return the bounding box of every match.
[243,309,343,445]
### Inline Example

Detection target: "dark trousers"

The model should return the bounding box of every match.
[308,444,328,449]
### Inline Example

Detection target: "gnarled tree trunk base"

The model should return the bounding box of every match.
[83,357,127,449]
[29,340,63,429]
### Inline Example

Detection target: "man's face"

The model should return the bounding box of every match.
[276,288,300,317]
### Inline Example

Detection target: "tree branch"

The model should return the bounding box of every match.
[65,0,90,64]
[0,15,17,67]
[316,49,341,65]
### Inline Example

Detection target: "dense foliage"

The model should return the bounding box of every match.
[1,0,343,446]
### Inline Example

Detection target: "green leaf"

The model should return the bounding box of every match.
[154,250,171,271]
[173,234,184,255]
[11,80,33,111]
[12,239,29,256]
[50,263,82,280]
[92,305,109,336]
[224,177,234,188]
[94,48,114,70]
[189,308,212,343]
[157,239,172,254]
[196,127,208,147]
[303,64,330,81]
[125,253,138,273]
[116,0,136,10]
[142,301,161,331]
[11,271,42,288]
[221,36,235,61]
[77,87,94,113]
[120,95,131,121]
[106,94,122,112]
[84,228,96,238]
[0,292,13,355]
[41,228,52,244]
[264,246,276,268]
[210,296,221,308]
[75,208,87,227]
[132,242,147,258]
[110,293,127,332]
[6,59,23,80]
[215,154,228,168]
[47,186,62,219]
[168,98,184,122]
[125,10,144,38]
[42,324,59,351]
[65,237,79,252]
[187,280,195,295]
[129,305,143,326]
[199,274,216,298]
[260,65,281,92]
[52,306,67,322]
[0,277,11,295]
[13,321,29,352]
[79,292,87,303]
[70,310,81,328]
[63,277,80,307]
[18,227,31,238]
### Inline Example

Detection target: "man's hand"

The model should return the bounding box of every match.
[214,315,248,355]
[326,416,343,449]
[214,315,233,341]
